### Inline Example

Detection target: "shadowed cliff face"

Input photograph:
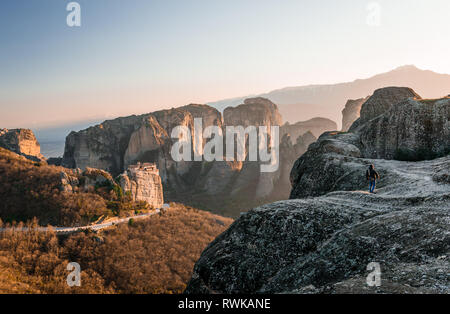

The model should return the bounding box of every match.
[61,98,336,216]
[341,97,368,132]
[185,87,450,294]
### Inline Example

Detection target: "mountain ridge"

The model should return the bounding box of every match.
[207,65,450,128]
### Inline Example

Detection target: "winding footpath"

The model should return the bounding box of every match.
[0,206,169,234]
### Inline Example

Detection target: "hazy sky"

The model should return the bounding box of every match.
[1,0,449,128]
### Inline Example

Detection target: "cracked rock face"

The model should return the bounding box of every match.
[119,164,164,208]
[356,87,421,126]
[359,97,450,159]
[185,87,450,294]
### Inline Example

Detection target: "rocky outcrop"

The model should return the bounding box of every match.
[281,118,337,140]
[59,170,80,193]
[57,163,164,208]
[62,115,143,173]
[224,97,282,127]
[62,98,335,216]
[352,87,421,128]
[289,131,365,198]
[119,163,164,208]
[359,97,450,159]
[0,129,44,161]
[255,132,317,201]
[341,97,368,131]
[59,167,117,194]
[83,167,116,190]
[185,159,450,293]
[291,89,449,199]
[185,87,450,294]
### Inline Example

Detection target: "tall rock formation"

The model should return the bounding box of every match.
[0,128,44,161]
[185,87,450,294]
[62,98,335,216]
[119,163,164,208]
[223,97,282,127]
[359,97,450,159]
[62,115,144,173]
[341,97,368,131]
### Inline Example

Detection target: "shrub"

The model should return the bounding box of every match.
[0,204,233,294]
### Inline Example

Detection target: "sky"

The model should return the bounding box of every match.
[1,0,450,129]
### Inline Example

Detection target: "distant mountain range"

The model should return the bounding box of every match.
[207,65,450,127]
[35,65,450,158]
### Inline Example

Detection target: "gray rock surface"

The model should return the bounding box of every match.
[185,155,450,294]
[359,97,450,159]
[352,86,421,129]
[185,87,450,294]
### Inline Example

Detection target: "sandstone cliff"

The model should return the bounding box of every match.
[119,163,164,208]
[185,87,450,294]
[0,129,44,161]
[223,97,282,127]
[62,98,336,216]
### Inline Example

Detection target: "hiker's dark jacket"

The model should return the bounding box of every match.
[366,168,379,180]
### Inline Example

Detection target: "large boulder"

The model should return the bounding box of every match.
[289,132,366,198]
[359,97,450,159]
[62,115,143,173]
[352,86,421,128]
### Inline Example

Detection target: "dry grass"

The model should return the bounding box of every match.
[0,204,233,294]
[0,147,108,226]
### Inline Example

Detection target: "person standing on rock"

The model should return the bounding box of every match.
[366,164,380,193]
